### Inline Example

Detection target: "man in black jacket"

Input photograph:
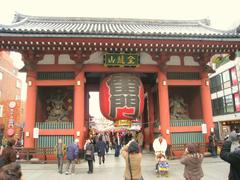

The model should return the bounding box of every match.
[220,131,240,180]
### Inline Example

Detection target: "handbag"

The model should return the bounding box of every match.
[85,149,92,156]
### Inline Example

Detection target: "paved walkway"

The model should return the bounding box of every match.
[21,153,229,180]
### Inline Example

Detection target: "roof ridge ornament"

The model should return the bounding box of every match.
[237,25,240,34]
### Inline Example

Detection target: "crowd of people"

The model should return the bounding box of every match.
[53,130,144,175]
[0,128,239,180]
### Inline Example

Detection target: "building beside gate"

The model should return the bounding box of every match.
[0,13,240,154]
[0,51,23,144]
[210,52,240,140]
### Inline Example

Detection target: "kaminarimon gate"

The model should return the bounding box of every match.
[1,13,240,154]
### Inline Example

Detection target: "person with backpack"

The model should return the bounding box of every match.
[84,139,95,174]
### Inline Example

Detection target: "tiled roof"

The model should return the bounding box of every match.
[0,13,239,39]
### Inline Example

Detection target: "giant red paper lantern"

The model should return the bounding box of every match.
[99,73,144,121]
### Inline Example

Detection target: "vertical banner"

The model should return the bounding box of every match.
[201,124,207,134]
[234,93,240,112]
[230,67,238,86]
[33,128,39,138]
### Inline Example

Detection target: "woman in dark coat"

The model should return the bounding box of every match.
[96,135,106,165]
[84,139,95,174]
[1,139,16,166]
[180,143,204,180]
[208,132,217,157]
[220,131,240,180]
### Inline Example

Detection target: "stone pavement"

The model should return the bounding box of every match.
[21,153,229,180]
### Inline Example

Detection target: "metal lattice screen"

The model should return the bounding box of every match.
[37,72,75,80]
[171,132,204,144]
[37,135,74,148]
[167,72,200,80]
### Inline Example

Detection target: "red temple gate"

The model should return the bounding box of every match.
[0,13,240,155]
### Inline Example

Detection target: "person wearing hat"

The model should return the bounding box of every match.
[121,139,143,180]
[65,138,79,175]
[220,130,240,180]
[180,143,204,180]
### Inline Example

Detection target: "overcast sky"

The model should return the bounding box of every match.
[0,0,240,29]
[1,0,240,117]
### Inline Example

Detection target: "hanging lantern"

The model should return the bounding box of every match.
[99,73,144,124]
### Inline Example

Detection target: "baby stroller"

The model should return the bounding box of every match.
[156,153,169,177]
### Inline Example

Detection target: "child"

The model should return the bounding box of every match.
[156,153,169,176]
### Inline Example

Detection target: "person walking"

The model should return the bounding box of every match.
[121,140,142,180]
[104,132,110,153]
[114,132,121,157]
[84,139,95,174]
[65,139,79,175]
[180,143,204,180]
[220,131,240,180]
[96,135,106,165]
[54,138,66,174]
[153,133,167,172]
[1,139,16,166]
[208,132,217,157]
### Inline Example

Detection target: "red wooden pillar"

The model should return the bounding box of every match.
[149,87,155,144]
[200,71,214,141]
[74,71,85,148]
[24,71,37,148]
[157,71,171,144]
[84,90,90,139]
[146,86,155,145]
